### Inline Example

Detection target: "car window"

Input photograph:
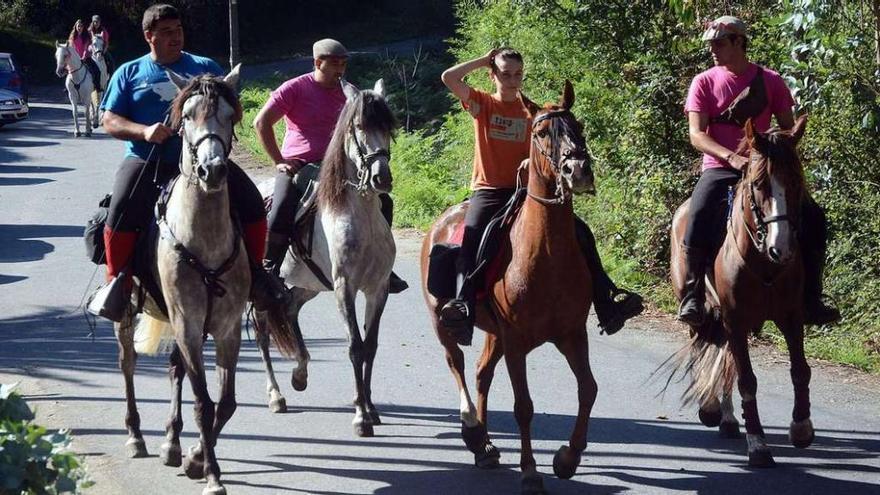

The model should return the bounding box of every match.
[0,58,13,72]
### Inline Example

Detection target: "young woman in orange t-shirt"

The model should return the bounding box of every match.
[439,48,643,345]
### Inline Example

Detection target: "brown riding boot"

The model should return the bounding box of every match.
[678,245,707,327]
[802,246,841,325]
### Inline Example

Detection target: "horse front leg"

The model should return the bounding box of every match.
[504,343,544,495]
[69,92,81,137]
[469,331,503,468]
[334,281,370,437]
[778,317,814,449]
[728,322,775,467]
[719,388,741,438]
[211,328,241,449]
[255,312,287,413]
[83,93,92,137]
[552,331,597,480]
[114,311,148,458]
[362,288,389,427]
[161,344,185,467]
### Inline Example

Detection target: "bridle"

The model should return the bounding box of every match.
[177,94,234,185]
[524,109,589,206]
[739,155,797,254]
[345,120,391,194]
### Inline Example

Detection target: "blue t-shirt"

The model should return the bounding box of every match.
[101,52,223,163]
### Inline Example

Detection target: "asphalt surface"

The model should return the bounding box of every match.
[1,92,879,495]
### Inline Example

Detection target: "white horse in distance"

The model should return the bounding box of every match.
[54,41,95,137]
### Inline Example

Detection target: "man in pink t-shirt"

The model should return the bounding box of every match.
[253,38,407,293]
[679,16,839,326]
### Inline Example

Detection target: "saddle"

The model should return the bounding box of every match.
[426,188,527,300]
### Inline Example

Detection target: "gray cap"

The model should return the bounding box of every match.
[702,15,747,41]
[92,14,101,21]
[312,39,349,59]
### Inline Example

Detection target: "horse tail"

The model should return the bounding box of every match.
[254,304,299,358]
[654,313,737,407]
[134,314,174,356]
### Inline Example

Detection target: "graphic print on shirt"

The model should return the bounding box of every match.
[488,113,527,143]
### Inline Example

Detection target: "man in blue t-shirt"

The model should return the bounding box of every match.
[97,4,285,319]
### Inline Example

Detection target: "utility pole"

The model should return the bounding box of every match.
[228,0,240,70]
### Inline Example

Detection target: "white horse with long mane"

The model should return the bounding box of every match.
[88,32,109,126]
[255,80,398,437]
[54,41,94,137]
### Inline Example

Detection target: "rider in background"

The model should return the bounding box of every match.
[679,15,840,326]
[98,3,286,319]
[67,19,101,91]
[439,48,644,345]
[253,38,408,293]
[89,14,115,78]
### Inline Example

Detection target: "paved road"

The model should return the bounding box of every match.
[1,95,879,495]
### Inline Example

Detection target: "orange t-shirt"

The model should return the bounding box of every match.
[463,89,532,190]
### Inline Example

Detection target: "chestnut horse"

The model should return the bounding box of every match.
[669,116,814,467]
[421,81,597,494]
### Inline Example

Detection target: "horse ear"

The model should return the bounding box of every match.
[744,118,756,144]
[55,41,62,48]
[791,114,807,144]
[341,80,359,101]
[373,79,386,98]
[223,64,241,90]
[166,69,189,91]
[561,80,575,110]
[519,91,540,118]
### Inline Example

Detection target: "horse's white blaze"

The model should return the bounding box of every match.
[766,176,792,262]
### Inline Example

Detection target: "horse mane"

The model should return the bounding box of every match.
[737,126,805,193]
[169,74,243,130]
[317,89,397,212]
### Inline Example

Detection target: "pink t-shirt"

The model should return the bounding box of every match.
[71,36,90,59]
[266,73,347,163]
[685,63,794,171]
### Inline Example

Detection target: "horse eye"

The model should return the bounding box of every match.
[536,129,547,138]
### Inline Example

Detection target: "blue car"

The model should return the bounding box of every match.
[0,52,28,103]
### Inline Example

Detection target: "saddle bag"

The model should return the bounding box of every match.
[84,193,112,265]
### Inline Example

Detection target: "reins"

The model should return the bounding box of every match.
[344,120,390,195]
[524,109,584,206]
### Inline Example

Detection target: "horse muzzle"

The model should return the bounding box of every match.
[565,160,596,195]
[370,160,393,194]
[196,161,228,190]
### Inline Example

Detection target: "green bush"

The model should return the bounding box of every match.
[0,384,93,495]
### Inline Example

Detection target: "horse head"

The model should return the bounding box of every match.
[318,79,397,211]
[739,115,807,265]
[167,65,242,192]
[54,42,72,78]
[90,33,106,61]
[522,80,595,202]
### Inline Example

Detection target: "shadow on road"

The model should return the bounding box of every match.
[0,224,83,263]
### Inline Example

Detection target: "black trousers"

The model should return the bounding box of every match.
[106,156,264,233]
[84,58,102,91]
[267,165,394,236]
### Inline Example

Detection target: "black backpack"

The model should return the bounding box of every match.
[84,194,112,265]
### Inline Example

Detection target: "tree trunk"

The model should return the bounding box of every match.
[228,0,240,70]
[874,0,880,68]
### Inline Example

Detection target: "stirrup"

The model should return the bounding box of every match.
[440,299,471,326]
[87,272,131,322]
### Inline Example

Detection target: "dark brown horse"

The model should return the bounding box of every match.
[421,81,597,494]
[669,116,814,467]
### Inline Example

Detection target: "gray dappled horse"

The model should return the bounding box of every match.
[126,67,297,495]
[54,41,94,137]
[255,80,398,437]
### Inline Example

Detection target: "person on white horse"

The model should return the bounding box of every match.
[253,38,408,293]
[55,27,94,137]
[68,19,102,92]
[89,14,115,78]
[96,3,286,319]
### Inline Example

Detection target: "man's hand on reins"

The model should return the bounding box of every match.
[143,122,173,144]
[276,158,306,176]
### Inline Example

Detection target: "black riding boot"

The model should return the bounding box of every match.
[574,219,644,335]
[379,193,409,294]
[678,245,707,326]
[802,246,841,325]
[251,232,289,311]
[439,274,476,346]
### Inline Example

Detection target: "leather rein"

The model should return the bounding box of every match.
[524,109,588,206]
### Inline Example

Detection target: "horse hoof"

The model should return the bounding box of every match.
[183,446,205,480]
[269,396,288,414]
[461,422,489,454]
[552,445,581,480]
[719,421,742,439]
[789,419,815,448]
[160,442,182,467]
[354,422,374,438]
[474,442,500,469]
[74,131,82,137]
[698,407,722,427]
[748,449,776,468]
[291,370,308,392]
[125,438,148,458]
[521,472,546,495]
[202,485,227,495]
